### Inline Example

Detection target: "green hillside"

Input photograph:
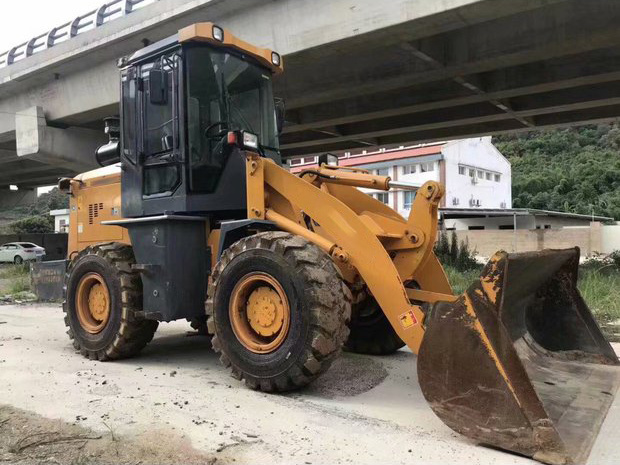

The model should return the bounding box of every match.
[493,122,620,220]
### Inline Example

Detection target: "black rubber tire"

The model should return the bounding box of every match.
[63,242,158,361]
[206,231,351,392]
[344,291,405,355]
[13,255,23,265]
[187,315,210,336]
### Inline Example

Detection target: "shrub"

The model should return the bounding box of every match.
[9,215,54,234]
[434,230,480,272]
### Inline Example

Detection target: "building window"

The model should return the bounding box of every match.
[376,167,389,176]
[374,192,389,204]
[289,158,302,166]
[403,164,417,175]
[420,162,434,173]
[458,165,466,175]
[468,226,485,230]
[403,191,416,209]
[544,224,551,229]
[468,168,475,177]
[485,172,492,180]
[494,174,501,182]
[499,225,514,230]
[303,156,317,164]
[477,170,484,178]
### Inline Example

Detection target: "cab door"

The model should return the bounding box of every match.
[120,66,142,217]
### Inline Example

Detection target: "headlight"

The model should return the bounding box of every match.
[318,153,339,166]
[212,25,224,42]
[242,131,259,150]
[271,52,281,66]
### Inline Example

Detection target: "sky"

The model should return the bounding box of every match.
[0,0,110,51]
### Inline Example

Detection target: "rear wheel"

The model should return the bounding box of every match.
[63,243,158,361]
[187,315,210,336]
[207,232,351,392]
[345,281,429,355]
[345,290,405,355]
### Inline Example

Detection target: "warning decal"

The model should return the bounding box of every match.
[399,309,418,329]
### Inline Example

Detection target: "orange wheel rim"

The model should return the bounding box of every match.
[229,272,290,353]
[76,272,110,334]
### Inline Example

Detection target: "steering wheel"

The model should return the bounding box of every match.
[204,121,229,140]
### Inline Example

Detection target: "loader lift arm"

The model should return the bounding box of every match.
[245,153,453,353]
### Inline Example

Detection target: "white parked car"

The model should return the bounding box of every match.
[0,242,46,264]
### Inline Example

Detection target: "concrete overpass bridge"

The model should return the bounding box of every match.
[0,0,619,202]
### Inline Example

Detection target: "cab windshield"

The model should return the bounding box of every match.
[186,46,278,192]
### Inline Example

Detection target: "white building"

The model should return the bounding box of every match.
[49,208,70,233]
[290,137,512,218]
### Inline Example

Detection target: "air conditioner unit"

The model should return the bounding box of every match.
[452,197,460,206]
[470,176,477,185]
[500,201,507,209]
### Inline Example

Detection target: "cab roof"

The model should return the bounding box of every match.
[121,22,283,74]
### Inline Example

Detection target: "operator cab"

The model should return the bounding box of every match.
[118,23,284,218]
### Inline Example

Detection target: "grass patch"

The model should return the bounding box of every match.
[443,265,482,295]
[7,276,31,295]
[443,264,620,324]
[0,263,29,279]
[578,268,620,322]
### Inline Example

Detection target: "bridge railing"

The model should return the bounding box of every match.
[0,0,157,69]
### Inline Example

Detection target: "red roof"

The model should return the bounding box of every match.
[289,144,444,173]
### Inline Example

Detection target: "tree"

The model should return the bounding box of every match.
[449,230,458,265]
[436,230,450,258]
[494,122,620,220]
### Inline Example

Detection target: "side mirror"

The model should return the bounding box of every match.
[149,69,168,105]
[274,98,286,135]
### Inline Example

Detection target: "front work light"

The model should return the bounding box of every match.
[242,131,259,150]
[212,25,224,42]
[271,52,281,66]
[318,153,339,166]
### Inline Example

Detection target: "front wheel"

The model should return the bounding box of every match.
[13,255,23,265]
[63,243,158,361]
[207,232,351,392]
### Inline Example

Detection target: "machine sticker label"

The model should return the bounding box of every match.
[399,309,418,329]
[78,223,83,233]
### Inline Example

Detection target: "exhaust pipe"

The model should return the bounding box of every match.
[95,117,120,167]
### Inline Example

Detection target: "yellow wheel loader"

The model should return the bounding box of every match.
[56,23,619,464]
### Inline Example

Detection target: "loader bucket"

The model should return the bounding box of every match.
[418,248,620,465]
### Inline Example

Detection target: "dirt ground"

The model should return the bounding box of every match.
[0,404,215,464]
[1,303,619,465]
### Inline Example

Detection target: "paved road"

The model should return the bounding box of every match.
[0,304,618,464]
